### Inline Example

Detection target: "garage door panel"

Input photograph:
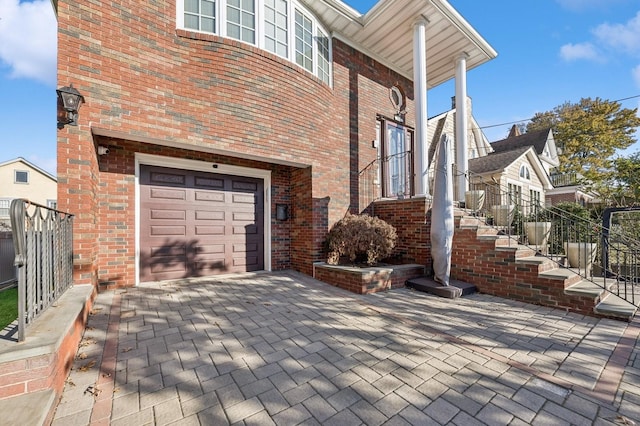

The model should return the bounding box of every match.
[150,225,186,236]
[232,194,256,204]
[233,180,258,191]
[150,188,187,200]
[195,191,225,202]
[195,225,226,235]
[195,176,225,188]
[233,256,258,266]
[150,245,187,257]
[150,209,186,220]
[195,210,225,221]
[140,165,264,282]
[150,261,187,273]
[150,172,186,186]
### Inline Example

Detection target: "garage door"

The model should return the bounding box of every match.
[139,165,264,282]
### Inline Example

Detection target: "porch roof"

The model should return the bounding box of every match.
[302,0,498,87]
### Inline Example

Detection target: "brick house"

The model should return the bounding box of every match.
[55,0,496,287]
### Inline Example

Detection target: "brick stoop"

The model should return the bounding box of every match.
[313,263,425,294]
[0,284,95,424]
[452,211,636,320]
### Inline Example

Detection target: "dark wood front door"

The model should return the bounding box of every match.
[139,165,264,282]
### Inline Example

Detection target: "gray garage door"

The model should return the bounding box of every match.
[139,165,264,282]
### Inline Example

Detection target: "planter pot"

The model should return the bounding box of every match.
[465,190,485,212]
[491,204,515,227]
[525,221,552,246]
[565,242,597,274]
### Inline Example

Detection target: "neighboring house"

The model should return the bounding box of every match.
[490,125,595,206]
[55,0,496,287]
[0,158,57,227]
[468,145,553,214]
[427,96,493,195]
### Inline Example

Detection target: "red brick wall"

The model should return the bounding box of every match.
[372,198,432,271]
[57,1,417,284]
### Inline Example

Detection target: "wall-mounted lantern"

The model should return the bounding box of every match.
[57,84,85,129]
[276,204,289,221]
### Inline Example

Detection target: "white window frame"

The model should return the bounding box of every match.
[176,0,331,85]
[519,164,531,180]
[14,170,29,184]
[226,0,257,44]
[264,0,288,58]
[0,198,11,218]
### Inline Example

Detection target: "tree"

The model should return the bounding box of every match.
[526,97,640,190]
[602,152,640,206]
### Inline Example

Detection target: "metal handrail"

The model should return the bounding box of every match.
[456,169,639,307]
[10,199,74,341]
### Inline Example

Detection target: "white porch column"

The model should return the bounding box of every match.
[455,53,469,202]
[413,18,429,196]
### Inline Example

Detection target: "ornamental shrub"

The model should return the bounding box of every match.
[325,213,397,266]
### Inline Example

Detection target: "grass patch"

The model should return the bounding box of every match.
[0,287,18,329]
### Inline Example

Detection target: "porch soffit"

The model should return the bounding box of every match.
[301,0,498,87]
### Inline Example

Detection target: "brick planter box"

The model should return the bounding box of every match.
[313,263,425,294]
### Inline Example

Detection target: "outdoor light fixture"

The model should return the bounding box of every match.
[276,204,289,221]
[57,84,85,129]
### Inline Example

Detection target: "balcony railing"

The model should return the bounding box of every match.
[550,172,580,187]
[10,199,74,341]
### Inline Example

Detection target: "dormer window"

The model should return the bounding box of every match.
[519,164,530,180]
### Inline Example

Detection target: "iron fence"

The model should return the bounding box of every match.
[10,199,74,341]
[459,169,639,307]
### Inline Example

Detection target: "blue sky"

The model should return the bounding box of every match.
[1,0,639,175]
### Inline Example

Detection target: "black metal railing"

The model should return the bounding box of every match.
[359,150,414,207]
[456,169,639,308]
[10,199,74,341]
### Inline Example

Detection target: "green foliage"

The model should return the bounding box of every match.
[599,152,640,206]
[0,287,18,329]
[527,97,640,193]
[325,213,397,266]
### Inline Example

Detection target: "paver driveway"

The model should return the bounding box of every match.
[53,271,640,425]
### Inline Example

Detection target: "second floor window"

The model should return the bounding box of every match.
[227,0,255,43]
[178,0,332,85]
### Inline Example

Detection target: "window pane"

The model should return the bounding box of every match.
[265,0,287,57]
[227,0,254,43]
[185,0,199,13]
[15,171,28,183]
[183,0,215,33]
[295,10,313,72]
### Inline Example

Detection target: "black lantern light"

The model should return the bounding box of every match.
[57,84,85,129]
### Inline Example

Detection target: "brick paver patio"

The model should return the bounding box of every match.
[52,271,640,425]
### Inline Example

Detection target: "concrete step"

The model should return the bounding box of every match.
[595,293,638,321]
[0,389,56,425]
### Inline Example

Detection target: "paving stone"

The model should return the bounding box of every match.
[180,391,221,417]
[475,402,514,425]
[531,409,571,426]
[302,394,338,422]
[491,393,537,423]
[423,396,460,424]
[327,387,362,412]
[110,408,155,426]
[225,396,265,424]
[154,397,183,425]
[451,410,487,426]
[271,403,313,424]
[348,399,387,426]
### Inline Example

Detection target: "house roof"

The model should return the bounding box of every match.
[469,146,553,190]
[0,157,57,182]
[490,128,552,156]
[300,0,498,87]
[468,146,531,175]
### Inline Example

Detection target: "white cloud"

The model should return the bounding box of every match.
[633,64,640,89]
[593,11,640,56]
[0,0,56,87]
[556,0,629,12]
[559,42,602,62]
